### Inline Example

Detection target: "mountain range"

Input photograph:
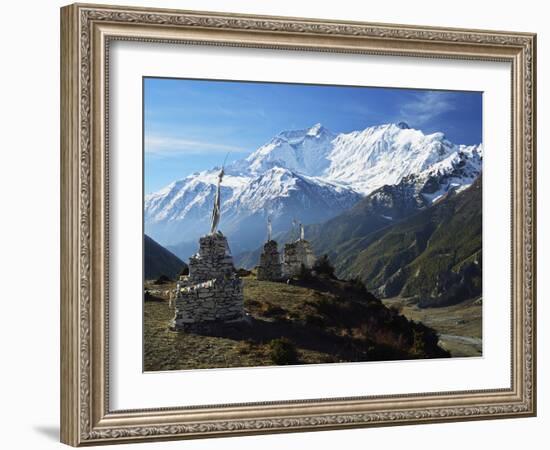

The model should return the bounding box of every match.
[359,177,482,306]
[145,122,482,262]
[327,177,482,307]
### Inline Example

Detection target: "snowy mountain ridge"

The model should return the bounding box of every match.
[231,122,482,195]
[145,122,482,256]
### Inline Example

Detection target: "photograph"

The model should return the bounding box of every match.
[143,78,483,371]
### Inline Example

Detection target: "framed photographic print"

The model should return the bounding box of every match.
[60,3,537,446]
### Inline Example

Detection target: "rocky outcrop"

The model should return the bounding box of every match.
[257,240,282,281]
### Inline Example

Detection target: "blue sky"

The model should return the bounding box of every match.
[144,77,482,193]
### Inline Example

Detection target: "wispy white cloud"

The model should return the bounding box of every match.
[399,91,456,125]
[145,135,246,156]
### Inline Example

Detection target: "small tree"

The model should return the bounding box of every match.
[313,254,336,278]
[269,338,298,365]
[297,263,313,281]
[349,276,367,293]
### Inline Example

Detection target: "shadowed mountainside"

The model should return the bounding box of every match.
[144,234,187,280]
[340,177,482,307]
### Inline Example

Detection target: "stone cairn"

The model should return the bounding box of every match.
[172,232,244,331]
[257,240,283,281]
[282,239,316,278]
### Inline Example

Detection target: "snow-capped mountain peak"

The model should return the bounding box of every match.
[237,121,479,195]
[145,121,481,257]
[323,122,479,194]
[240,123,336,176]
[306,122,326,136]
[275,122,332,142]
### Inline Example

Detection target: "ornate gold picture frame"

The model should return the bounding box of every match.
[60,3,536,446]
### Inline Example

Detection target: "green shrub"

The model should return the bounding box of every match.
[367,343,407,361]
[349,276,367,292]
[313,254,336,278]
[236,340,255,355]
[296,263,313,281]
[260,302,286,318]
[304,313,325,328]
[269,338,298,365]
[388,303,403,315]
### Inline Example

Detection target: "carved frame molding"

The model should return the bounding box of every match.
[60,3,536,446]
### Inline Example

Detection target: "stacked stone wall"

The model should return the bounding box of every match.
[173,232,244,331]
[282,239,316,278]
[173,279,244,329]
[188,234,235,283]
[257,240,283,281]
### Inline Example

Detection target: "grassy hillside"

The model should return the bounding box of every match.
[344,178,482,307]
[144,234,187,280]
[144,274,449,371]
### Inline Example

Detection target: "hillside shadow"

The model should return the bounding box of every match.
[189,316,372,362]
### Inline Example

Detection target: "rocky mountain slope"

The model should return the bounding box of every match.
[338,177,482,307]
